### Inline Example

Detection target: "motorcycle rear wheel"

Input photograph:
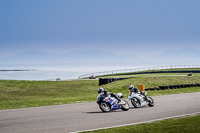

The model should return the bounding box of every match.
[121,100,129,111]
[99,102,111,112]
[131,98,141,108]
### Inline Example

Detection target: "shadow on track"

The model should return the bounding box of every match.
[129,106,151,110]
[85,111,104,114]
[85,109,129,114]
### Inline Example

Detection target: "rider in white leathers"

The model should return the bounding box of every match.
[129,85,139,93]
[129,85,147,100]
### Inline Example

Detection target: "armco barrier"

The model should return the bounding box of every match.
[78,65,200,79]
[99,77,133,85]
[146,83,200,91]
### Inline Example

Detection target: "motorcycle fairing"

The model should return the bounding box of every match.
[97,94,121,110]
[128,93,148,107]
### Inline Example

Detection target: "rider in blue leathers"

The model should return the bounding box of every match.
[98,87,123,104]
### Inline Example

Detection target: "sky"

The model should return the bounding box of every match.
[0,0,200,58]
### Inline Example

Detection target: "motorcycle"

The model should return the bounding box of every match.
[97,93,129,112]
[128,91,154,108]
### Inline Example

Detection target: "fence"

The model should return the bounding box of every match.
[78,64,200,79]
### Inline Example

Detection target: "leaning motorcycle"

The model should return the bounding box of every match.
[128,91,154,108]
[97,93,129,112]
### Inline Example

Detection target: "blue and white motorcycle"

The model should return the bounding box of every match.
[97,93,129,112]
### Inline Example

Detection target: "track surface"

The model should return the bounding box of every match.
[0,92,200,133]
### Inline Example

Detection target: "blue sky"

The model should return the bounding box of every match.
[0,0,200,58]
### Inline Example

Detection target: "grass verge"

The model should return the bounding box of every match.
[0,80,99,110]
[83,114,200,133]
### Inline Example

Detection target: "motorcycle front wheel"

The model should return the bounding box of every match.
[131,98,141,108]
[99,102,111,112]
[148,97,154,107]
[121,100,129,111]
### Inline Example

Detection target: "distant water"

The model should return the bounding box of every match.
[0,61,198,81]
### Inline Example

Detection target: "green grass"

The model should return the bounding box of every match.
[1,68,200,110]
[1,74,200,110]
[83,114,200,133]
[98,73,190,78]
[0,80,99,110]
[101,75,200,97]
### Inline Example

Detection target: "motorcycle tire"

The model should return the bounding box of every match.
[148,97,154,107]
[121,100,129,111]
[131,98,141,108]
[99,102,111,112]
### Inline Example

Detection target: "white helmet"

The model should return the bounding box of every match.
[129,85,134,90]
[98,87,104,93]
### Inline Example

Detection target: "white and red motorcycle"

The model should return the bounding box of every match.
[128,91,154,108]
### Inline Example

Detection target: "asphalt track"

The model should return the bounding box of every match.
[0,92,200,133]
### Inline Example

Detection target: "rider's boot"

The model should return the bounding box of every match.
[114,96,124,105]
[141,92,148,101]
[143,95,148,101]
[111,93,125,105]
[118,100,124,105]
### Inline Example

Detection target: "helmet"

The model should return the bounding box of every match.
[98,87,104,93]
[129,85,134,90]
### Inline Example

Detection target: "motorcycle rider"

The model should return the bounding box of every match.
[97,87,123,105]
[129,85,140,93]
